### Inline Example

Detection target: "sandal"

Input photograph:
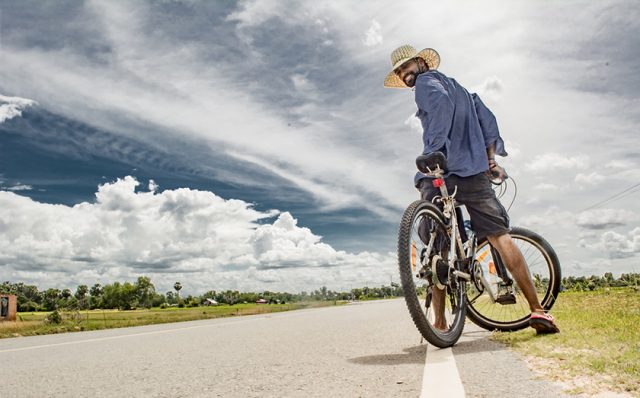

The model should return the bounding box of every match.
[529,312,560,334]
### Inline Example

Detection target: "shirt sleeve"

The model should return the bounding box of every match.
[415,76,454,155]
[471,93,507,156]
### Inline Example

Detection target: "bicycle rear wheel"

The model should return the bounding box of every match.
[465,226,561,331]
[398,200,466,348]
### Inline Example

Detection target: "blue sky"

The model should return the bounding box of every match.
[1,1,639,294]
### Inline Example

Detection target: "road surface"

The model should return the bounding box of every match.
[0,299,567,397]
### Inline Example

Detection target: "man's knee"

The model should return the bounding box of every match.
[487,231,511,248]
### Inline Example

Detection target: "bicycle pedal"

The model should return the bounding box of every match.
[495,293,516,305]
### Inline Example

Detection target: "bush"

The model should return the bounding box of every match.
[45,310,63,325]
[159,303,168,309]
[19,301,39,312]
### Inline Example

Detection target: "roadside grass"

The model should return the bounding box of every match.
[492,288,640,396]
[0,301,345,339]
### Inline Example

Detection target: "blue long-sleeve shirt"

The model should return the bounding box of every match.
[413,70,507,186]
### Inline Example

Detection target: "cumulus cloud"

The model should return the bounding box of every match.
[576,208,637,230]
[363,20,383,47]
[472,76,503,102]
[404,113,422,135]
[579,227,640,259]
[525,153,589,172]
[0,94,37,123]
[0,177,395,293]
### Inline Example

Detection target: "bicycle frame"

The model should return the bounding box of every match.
[424,166,471,284]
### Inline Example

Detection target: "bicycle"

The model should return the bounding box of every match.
[397,151,561,348]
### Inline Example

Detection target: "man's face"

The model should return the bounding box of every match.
[394,59,420,88]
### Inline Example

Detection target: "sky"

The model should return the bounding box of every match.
[1,0,639,295]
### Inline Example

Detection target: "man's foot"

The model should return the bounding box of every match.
[495,292,516,305]
[529,312,560,334]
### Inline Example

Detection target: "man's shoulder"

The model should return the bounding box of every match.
[416,71,450,94]
[417,70,444,82]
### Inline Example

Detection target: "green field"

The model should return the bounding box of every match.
[492,288,640,396]
[0,301,343,339]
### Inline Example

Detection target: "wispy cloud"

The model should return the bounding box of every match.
[3,184,33,191]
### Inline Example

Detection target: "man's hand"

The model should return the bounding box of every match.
[487,158,507,183]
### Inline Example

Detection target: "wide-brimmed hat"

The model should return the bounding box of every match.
[383,45,440,88]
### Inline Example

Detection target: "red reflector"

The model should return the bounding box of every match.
[432,178,445,188]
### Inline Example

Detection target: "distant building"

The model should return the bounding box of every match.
[203,298,218,306]
[0,294,17,321]
[256,298,268,304]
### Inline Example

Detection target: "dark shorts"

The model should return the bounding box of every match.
[418,173,510,240]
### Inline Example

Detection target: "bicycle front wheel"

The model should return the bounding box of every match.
[465,226,561,331]
[397,200,466,348]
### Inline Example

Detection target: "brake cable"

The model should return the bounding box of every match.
[492,175,518,212]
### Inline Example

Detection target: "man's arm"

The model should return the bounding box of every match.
[415,76,454,154]
[472,93,507,158]
[472,93,508,179]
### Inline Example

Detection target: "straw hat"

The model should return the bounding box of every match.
[383,45,440,88]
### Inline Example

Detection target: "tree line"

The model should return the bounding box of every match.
[2,272,637,313]
[562,272,639,291]
[0,277,404,312]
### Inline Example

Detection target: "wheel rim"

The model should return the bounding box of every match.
[465,234,556,327]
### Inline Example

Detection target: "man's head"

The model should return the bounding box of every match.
[383,45,440,89]
[394,57,428,88]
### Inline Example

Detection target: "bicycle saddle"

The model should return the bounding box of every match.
[416,151,448,174]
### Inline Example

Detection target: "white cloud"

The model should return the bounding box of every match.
[533,182,559,191]
[517,206,573,228]
[576,208,637,230]
[605,159,635,169]
[0,177,395,293]
[471,76,503,102]
[2,184,33,191]
[0,94,37,123]
[574,172,606,185]
[525,153,589,172]
[363,20,383,47]
[148,179,158,192]
[579,227,640,259]
[404,113,422,135]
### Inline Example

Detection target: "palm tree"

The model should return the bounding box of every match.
[174,282,182,300]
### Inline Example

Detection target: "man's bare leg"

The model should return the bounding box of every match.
[431,251,448,330]
[431,284,448,330]
[487,233,544,313]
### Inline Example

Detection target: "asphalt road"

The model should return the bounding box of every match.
[0,299,567,397]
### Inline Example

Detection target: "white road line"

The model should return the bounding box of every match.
[421,344,466,398]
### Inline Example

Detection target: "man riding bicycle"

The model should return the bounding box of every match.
[384,45,559,334]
